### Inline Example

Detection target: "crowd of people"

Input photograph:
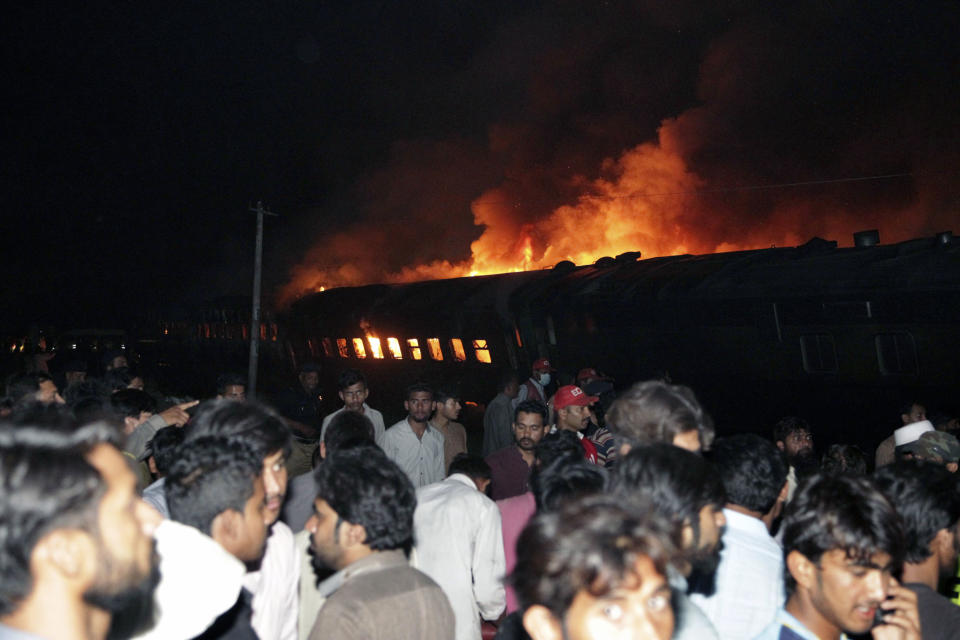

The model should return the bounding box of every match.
[1,355,959,640]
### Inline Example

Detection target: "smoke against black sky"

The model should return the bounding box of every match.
[2,1,957,323]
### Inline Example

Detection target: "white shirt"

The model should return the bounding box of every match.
[295,529,326,640]
[141,477,168,517]
[134,519,246,640]
[412,474,506,640]
[381,419,446,488]
[243,520,300,640]
[690,508,784,640]
[320,403,386,447]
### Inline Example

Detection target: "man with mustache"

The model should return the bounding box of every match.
[382,383,445,489]
[754,473,921,640]
[612,443,727,640]
[183,400,299,640]
[485,400,548,500]
[0,420,161,639]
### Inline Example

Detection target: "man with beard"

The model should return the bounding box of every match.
[873,461,960,640]
[773,416,816,502]
[166,435,270,639]
[305,443,454,639]
[486,400,548,500]
[382,383,445,488]
[183,400,299,640]
[0,420,161,639]
[612,443,726,640]
[691,435,790,639]
[755,473,921,640]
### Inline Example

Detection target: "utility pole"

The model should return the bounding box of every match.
[248,201,277,399]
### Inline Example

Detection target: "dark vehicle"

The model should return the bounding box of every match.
[282,231,960,450]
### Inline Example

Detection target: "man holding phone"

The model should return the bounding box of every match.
[754,473,921,640]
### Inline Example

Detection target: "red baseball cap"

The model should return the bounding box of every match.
[576,367,612,381]
[554,385,599,410]
[532,358,556,371]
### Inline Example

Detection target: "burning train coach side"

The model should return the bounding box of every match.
[281,232,960,446]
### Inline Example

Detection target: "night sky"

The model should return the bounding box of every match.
[4,1,958,329]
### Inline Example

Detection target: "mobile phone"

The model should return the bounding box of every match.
[872,605,886,628]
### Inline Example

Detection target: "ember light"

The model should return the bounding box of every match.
[473,339,492,363]
[407,338,422,360]
[387,337,403,359]
[368,336,384,359]
[427,338,443,361]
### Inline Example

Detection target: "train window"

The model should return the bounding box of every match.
[513,323,523,348]
[241,325,249,340]
[307,338,320,358]
[875,333,918,376]
[260,324,267,340]
[387,337,403,359]
[336,339,350,358]
[473,339,492,363]
[352,338,367,359]
[450,339,466,362]
[368,337,385,359]
[427,338,443,361]
[800,334,838,373]
[407,338,422,360]
[322,338,334,358]
[271,323,279,342]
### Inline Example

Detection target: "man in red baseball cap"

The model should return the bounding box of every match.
[552,385,600,464]
[514,358,555,408]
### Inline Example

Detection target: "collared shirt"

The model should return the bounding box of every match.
[691,508,784,640]
[753,608,848,640]
[320,403,386,447]
[310,550,455,640]
[141,477,168,517]
[436,421,467,473]
[485,446,532,501]
[381,419,445,488]
[412,474,506,640]
[482,392,515,456]
[243,520,300,640]
[513,378,545,408]
[295,529,326,640]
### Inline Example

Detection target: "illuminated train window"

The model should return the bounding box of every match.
[427,338,443,361]
[387,338,403,359]
[368,337,385,359]
[450,339,467,362]
[407,339,422,360]
[321,338,334,358]
[473,339,492,363]
[307,339,320,358]
[336,339,350,358]
[352,338,367,359]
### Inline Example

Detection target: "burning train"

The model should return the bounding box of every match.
[281,230,960,447]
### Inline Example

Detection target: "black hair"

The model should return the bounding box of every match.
[448,454,491,481]
[185,399,291,460]
[535,430,584,468]
[337,368,367,391]
[820,444,868,476]
[0,417,120,615]
[104,367,139,393]
[498,369,520,392]
[606,380,715,451]
[404,382,433,401]
[772,416,812,444]
[110,388,157,419]
[511,494,677,618]
[782,473,905,594]
[100,349,127,370]
[899,401,924,417]
[63,378,111,410]
[5,373,50,404]
[146,427,186,475]
[216,372,246,396]
[514,399,548,424]
[299,361,322,374]
[612,444,726,544]
[530,458,608,512]
[165,435,263,535]
[872,461,960,564]
[323,411,375,455]
[434,385,461,404]
[708,434,787,514]
[314,443,416,552]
